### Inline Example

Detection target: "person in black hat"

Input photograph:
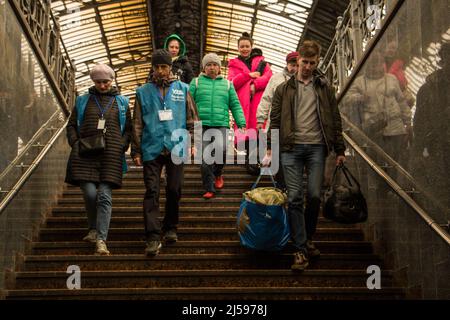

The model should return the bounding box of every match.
[132,49,199,256]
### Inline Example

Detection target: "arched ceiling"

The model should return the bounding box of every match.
[50,0,348,101]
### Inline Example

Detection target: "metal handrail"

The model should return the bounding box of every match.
[0,110,62,182]
[344,133,450,246]
[0,119,68,215]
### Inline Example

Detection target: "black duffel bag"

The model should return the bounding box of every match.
[323,164,368,224]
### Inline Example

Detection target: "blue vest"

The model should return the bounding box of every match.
[136,82,189,162]
[75,94,130,172]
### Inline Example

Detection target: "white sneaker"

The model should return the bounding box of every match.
[83,229,97,243]
[95,240,110,255]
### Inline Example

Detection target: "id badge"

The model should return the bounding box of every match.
[97,119,106,130]
[158,109,173,121]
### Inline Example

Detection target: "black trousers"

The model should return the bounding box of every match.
[143,153,184,241]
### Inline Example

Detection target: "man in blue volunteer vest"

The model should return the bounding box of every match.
[132,49,199,256]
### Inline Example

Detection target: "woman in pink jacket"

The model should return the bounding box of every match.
[228,32,272,165]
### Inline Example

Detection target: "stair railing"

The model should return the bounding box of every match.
[0,110,63,182]
[0,119,68,215]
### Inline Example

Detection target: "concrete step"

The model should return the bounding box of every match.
[123,172,262,180]
[21,253,384,272]
[44,216,352,229]
[5,286,405,300]
[57,197,244,206]
[126,165,250,172]
[62,188,260,198]
[37,227,364,242]
[65,180,273,189]
[12,269,394,290]
[31,240,374,255]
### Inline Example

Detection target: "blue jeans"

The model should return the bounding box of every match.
[80,182,113,241]
[281,144,326,253]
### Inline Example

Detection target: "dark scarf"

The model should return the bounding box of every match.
[150,74,176,87]
[88,86,120,96]
[238,55,253,71]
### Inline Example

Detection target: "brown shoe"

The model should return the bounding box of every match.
[306,240,321,258]
[291,251,309,271]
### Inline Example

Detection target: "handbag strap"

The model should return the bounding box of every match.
[251,168,278,190]
[341,164,362,190]
[330,164,361,190]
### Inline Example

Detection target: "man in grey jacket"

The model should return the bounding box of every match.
[256,52,298,189]
[256,51,299,130]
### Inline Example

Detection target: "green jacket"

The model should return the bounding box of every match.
[189,74,246,128]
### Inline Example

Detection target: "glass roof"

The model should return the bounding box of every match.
[50,0,316,101]
[206,0,314,75]
[51,0,152,100]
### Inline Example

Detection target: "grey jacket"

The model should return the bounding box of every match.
[256,68,293,127]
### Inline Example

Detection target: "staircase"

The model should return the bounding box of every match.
[5,162,404,299]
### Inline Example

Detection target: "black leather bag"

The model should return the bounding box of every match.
[323,164,368,224]
[78,133,105,157]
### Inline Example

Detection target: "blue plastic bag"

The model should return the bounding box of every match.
[237,175,290,251]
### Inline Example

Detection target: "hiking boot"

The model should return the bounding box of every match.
[145,240,162,256]
[306,240,321,258]
[163,229,178,243]
[214,176,224,189]
[95,240,110,255]
[203,191,215,199]
[83,229,97,243]
[291,251,309,271]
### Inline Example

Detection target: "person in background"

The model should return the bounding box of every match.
[346,51,412,161]
[227,32,272,171]
[147,34,194,85]
[384,40,415,107]
[256,51,299,130]
[256,51,299,189]
[65,64,132,256]
[413,42,450,210]
[190,53,246,199]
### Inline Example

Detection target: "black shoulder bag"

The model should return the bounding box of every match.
[78,95,115,157]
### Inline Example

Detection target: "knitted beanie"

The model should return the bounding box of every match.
[90,64,115,81]
[152,49,173,66]
[286,51,299,63]
[202,53,221,69]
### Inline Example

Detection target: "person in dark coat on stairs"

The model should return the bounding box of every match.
[65,63,132,256]
[132,49,199,256]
